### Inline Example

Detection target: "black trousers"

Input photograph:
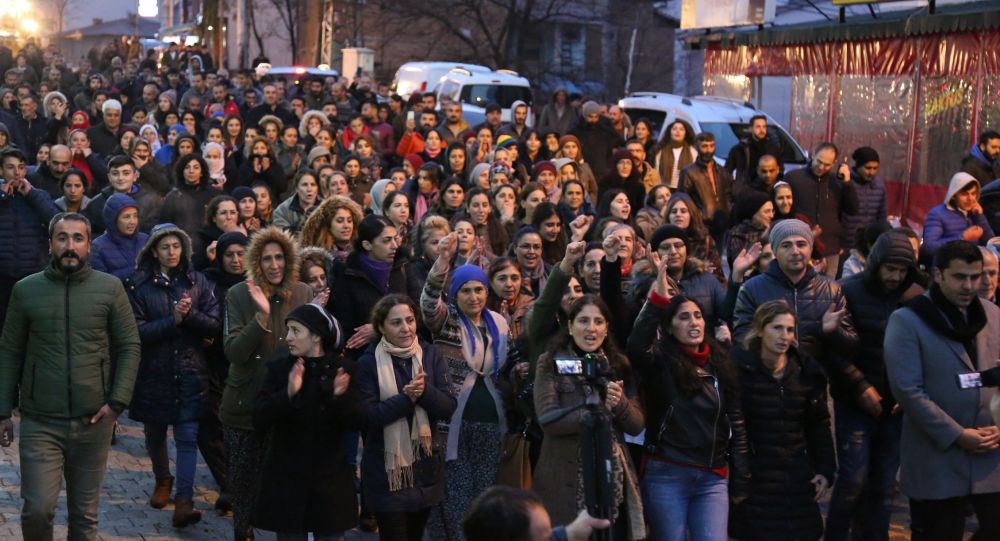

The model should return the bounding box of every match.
[197,385,228,492]
[910,492,1000,541]
[374,508,431,541]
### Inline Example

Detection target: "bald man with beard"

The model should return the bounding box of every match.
[28,144,73,198]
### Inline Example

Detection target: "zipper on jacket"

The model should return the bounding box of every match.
[708,375,721,467]
[65,277,72,414]
[658,404,675,443]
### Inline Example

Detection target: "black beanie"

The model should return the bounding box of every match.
[215,232,250,269]
[731,190,772,224]
[851,146,880,165]
[285,303,344,351]
[649,224,687,251]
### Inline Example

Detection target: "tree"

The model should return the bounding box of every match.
[266,0,301,64]
[377,0,603,77]
[49,0,78,35]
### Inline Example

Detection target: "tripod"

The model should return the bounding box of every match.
[539,382,615,541]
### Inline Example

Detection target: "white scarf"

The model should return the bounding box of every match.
[375,336,432,491]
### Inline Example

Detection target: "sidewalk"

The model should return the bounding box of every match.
[0,416,377,540]
[0,416,972,540]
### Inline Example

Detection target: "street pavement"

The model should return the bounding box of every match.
[0,416,973,540]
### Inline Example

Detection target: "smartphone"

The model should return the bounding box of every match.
[407,111,415,122]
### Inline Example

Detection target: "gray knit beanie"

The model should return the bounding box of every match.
[581,101,601,117]
[769,218,813,248]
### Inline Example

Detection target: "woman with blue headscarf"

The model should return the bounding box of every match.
[420,232,520,541]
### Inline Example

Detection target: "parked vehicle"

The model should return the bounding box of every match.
[436,67,534,129]
[620,92,807,168]
[391,61,491,100]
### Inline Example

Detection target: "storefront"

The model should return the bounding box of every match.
[692,2,1000,224]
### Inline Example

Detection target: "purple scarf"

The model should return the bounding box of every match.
[358,252,393,294]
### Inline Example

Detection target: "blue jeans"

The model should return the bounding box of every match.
[641,459,729,541]
[143,421,200,500]
[825,402,902,541]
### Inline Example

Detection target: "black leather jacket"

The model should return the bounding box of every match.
[627,298,750,496]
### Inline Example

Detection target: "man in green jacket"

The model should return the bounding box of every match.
[0,212,141,541]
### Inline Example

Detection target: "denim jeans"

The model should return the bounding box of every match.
[20,414,115,541]
[825,402,902,541]
[640,459,729,541]
[143,421,199,500]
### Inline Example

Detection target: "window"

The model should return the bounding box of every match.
[699,123,806,164]
[459,85,533,108]
[558,24,585,74]
[623,108,667,138]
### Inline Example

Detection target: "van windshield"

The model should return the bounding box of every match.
[623,108,667,136]
[699,122,806,164]
[460,85,533,108]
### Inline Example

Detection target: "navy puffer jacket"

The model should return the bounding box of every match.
[125,226,221,424]
[733,260,862,396]
[840,169,887,250]
[0,185,59,279]
[91,193,149,280]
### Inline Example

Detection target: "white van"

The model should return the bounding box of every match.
[390,61,491,100]
[435,68,534,128]
[620,92,807,169]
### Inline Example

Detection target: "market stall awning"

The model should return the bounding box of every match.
[686,0,1000,48]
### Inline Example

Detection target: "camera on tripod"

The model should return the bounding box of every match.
[547,353,615,540]
[554,353,611,392]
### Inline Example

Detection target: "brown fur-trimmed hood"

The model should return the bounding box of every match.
[247,225,300,299]
[298,195,364,250]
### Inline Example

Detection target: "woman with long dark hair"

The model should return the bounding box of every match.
[534,294,645,540]
[326,214,409,361]
[428,177,465,222]
[444,141,469,178]
[665,193,724,282]
[530,202,567,266]
[459,187,510,260]
[161,154,218,237]
[382,191,413,256]
[626,260,750,541]
[654,119,697,189]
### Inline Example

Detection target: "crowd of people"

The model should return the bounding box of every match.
[0,38,1000,541]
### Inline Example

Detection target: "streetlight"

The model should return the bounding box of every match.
[21,18,38,34]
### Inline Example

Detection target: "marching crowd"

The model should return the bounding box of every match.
[1,38,1000,541]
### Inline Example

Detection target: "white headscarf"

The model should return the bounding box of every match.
[203,142,227,184]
